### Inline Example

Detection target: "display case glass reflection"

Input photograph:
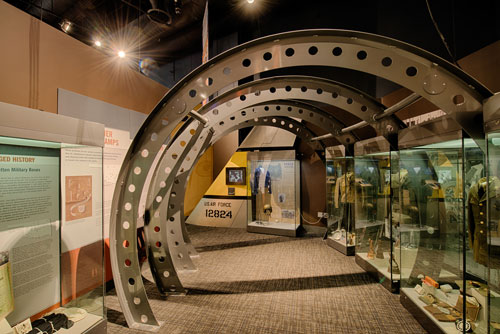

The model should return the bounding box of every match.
[354,136,397,291]
[325,146,355,255]
[399,131,490,334]
[247,151,300,236]
[487,133,500,333]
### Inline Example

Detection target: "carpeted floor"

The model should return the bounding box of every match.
[106,225,428,334]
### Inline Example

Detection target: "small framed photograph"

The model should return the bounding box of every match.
[226,167,246,185]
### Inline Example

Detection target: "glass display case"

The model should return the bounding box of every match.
[247,150,300,237]
[0,103,105,333]
[485,102,500,334]
[325,146,355,255]
[398,116,489,334]
[354,136,399,292]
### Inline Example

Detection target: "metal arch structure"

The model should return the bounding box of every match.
[143,101,355,295]
[197,75,401,140]
[110,29,493,330]
[140,77,396,279]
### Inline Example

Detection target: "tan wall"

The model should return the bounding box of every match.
[0,1,167,114]
[0,1,212,216]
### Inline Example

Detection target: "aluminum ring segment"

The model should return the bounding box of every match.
[110,29,491,330]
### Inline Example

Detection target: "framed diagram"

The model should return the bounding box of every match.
[226,167,246,185]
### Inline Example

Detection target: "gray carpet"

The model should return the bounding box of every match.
[106,226,428,334]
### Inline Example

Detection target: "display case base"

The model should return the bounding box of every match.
[400,289,446,334]
[247,223,298,237]
[355,253,399,293]
[326,238,354,256]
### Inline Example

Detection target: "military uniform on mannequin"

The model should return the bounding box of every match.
[252,165,272,223]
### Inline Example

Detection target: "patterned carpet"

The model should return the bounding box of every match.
[106,225,428,334]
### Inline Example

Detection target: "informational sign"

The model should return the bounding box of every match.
[186,198,247,228]
[61,146,103,251]
[0,145,60,324]
[103,128,131,238]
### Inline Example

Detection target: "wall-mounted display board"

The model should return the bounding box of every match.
[0,101,106,334]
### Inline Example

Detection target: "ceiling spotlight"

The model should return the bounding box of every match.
[118,51,126,58]
[60,19,72,33]
[247,0,255,3]
[94,40,102,47]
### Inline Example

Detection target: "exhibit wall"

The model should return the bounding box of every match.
[0,1,167,115]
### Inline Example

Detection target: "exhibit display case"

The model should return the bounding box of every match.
[325,146,355,255]
[247,150,300,237]
[0,102,106,333]
[398,116,489,334]
[354,136,399,292]
[484,100,500,334]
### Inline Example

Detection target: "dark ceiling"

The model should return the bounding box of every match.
[4,0,500,90]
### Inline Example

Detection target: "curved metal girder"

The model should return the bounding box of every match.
[110,29,491,330]
[144,111,331,296]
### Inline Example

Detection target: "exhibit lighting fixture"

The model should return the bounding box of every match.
[118,50,126,58]
[60,19,72,33]
[247,0,255,3]
[94,40,102,47]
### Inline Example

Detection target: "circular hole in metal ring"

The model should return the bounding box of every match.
[141,149,149,158]
[241,111,246,116]
[163,271,170,278]
[308,46,318,55]
[332,47,342,56]
[285,86,292,92]
[178,253,183,259]
[263,52,272,61]
[169,216,175,221]
[406,66,418,77]
[285,48,294,57]
[300,86,307,92]
[129,278,135,285]
[361,106,368,112]
[276,106,281,111]
[154,226,160,232]
[124,203,132,211]
[264,106,269,111]
[242,59,251,67]
[270,87,276,93]
[453,95,465,106]
[124,259,132,267]
[357,50,367,60]
[151,133,158,141]
[240,95,246,101]
[381,57,392,67]
[158,256,165,263]
[134,167,141,175]
[133,297,141,305]
[317,88,323,94]
[230,116,235,121]
[219,121,224,126]
[189,90,196,98]
[122,240,130,248]
[128,184,135,193]
[156,241,162,247]
[140,315,147,323]
[212,109,219,115]
[347,98,353,104]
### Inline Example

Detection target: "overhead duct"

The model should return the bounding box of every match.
[147,0,182,25]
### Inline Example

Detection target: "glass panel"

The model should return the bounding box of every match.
[247,151,300,235]
[487,133,500,334]
[399,138,466,333]
[354,150,393,280]
[0,136,104,331]
[325,150,355,251]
